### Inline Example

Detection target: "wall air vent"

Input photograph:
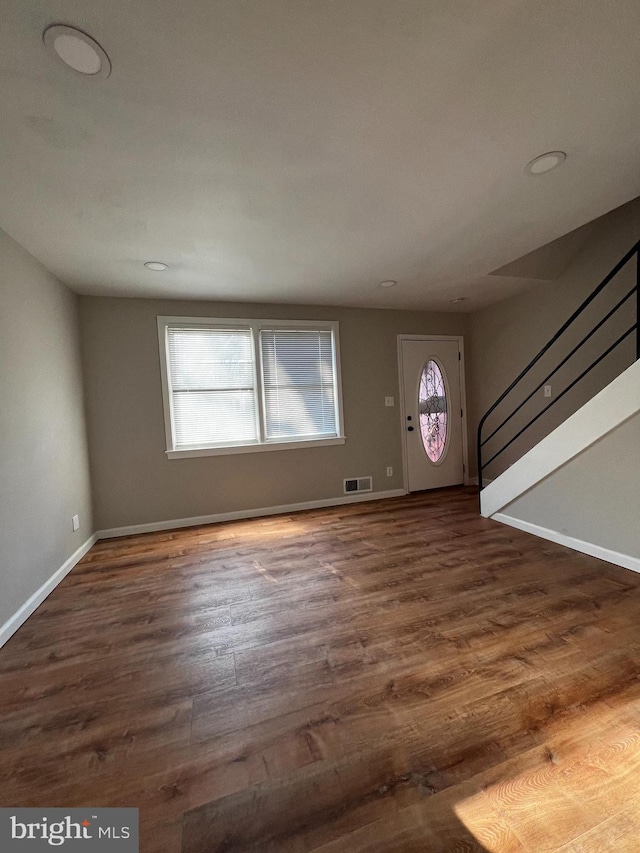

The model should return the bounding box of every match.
[344,476,373,494]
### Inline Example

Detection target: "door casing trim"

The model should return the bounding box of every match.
[397,334,470,493]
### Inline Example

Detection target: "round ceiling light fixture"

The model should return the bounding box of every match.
[379,280,398,288]
[43,25,111,78]
[525,151,566,176]
[144,261,168,271]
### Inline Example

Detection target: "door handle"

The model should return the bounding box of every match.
[407,426,414,431]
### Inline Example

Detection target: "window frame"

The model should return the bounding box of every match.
[157,316,345,458]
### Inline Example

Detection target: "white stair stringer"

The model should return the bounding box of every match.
[481,359,640,520]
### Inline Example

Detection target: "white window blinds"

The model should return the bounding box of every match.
[167,327,257,448]
[260,329,338,440]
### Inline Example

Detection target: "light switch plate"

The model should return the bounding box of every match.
[385,396,394,407]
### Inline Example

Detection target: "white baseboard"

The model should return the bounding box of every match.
[0,533,98,649]
[96,489,408,539]
[492,512,640,574]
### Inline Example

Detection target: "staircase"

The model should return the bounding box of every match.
[478,239,640,571]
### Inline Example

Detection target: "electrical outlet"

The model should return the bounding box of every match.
[544,385,552,398]
[72,515,80,532]
[384,396,394,407]
[386,466,393,477]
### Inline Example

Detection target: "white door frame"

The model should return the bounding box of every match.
[397,334,470,493]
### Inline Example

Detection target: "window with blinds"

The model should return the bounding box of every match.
[159,318,343,456]
[167,327,258,449]
[260,330,337,440]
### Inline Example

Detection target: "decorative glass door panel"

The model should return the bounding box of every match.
[419,359,448,463]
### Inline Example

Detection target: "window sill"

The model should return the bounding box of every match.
[166,436,346,459]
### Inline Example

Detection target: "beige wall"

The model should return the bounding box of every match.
[503,412,640,559]
[467,198,640,479]
[0,229,93,628]
[80,297,467,530]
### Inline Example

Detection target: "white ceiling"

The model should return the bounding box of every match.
[2,1,640,311]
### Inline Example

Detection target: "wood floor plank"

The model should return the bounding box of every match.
[2,486,640,851]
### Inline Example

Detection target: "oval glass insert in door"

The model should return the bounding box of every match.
[418,359,448,463]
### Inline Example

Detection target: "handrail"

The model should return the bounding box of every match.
[477,238,640,497]
[481,285,637,448]
[481,324,637,470]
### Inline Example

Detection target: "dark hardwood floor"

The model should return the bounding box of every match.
[2,486,640,851]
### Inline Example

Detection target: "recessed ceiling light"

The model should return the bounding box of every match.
[144,261,168,271]
[525,151,566,176]
[43,25,111,78]
[379,280,398,288]
[451,297,467,304]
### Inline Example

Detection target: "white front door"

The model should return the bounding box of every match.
[400,338,465,492]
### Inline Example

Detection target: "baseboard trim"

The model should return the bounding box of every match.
[0,533,98,649]
[492,512,640,574]
[96,489,408,540]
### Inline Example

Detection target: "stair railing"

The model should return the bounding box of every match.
[477,239,640,500]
